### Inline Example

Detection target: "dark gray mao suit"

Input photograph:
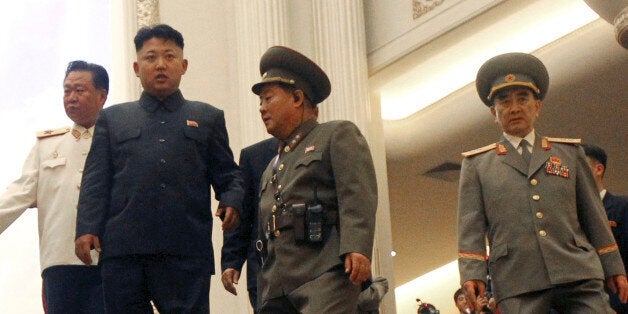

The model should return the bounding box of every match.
[76,90,244,311]
[222,137,278,308]
[458,135,625,311]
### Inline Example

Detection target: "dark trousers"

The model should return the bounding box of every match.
[499,279,613,313]
[42,265,105,314]
[100,254,211,314]
[248,287,257,311]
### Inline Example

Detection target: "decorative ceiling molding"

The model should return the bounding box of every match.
[413,0,445,20]
[137,0,160,28]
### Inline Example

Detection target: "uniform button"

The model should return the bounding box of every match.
[536,212,544,219]
[272,205,277,212]
[539,230,547,237]
[284,146,291,153]
[278,184,282,189]
[532,195,540,201]
[160,159,166,164]
[159,139,166,143]
[160,121,166,124]
[274,230,281,237]
[530,179,538,186]
[278,164,284,171]
[160,183,166,189]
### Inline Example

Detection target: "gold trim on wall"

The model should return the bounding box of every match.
[137,0,160,28]
[412,0,445,20]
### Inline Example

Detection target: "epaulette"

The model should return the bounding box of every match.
[545,137,581,145]
[462,142,508,157]
[36,127,71,139]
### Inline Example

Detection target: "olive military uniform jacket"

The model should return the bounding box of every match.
[76,91,244,272]
[457,134,625,302]
[258,119,377,302]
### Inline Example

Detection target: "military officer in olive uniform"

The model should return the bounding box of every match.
[252,46,378,313]
[457,52,628,313]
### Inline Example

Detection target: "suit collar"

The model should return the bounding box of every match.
[499,132,549,177]
[139,90,185,112]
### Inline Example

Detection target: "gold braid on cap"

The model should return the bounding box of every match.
[487,82,540,100]
[260,76,295,86]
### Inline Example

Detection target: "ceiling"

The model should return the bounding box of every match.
[378,13,628,286]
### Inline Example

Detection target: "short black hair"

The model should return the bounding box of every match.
[134,24,184,51]
[65,60,109,92]
[583,143,607,169]
[454,288,465,302]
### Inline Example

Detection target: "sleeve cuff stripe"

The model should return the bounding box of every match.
[597,243,619,255]
[458,252,487,261]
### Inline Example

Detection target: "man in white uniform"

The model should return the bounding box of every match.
[0,60,108,313]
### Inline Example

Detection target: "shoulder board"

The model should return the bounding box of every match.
[545,137,581,145]
[462,143,497,158]
[37,127,71,139]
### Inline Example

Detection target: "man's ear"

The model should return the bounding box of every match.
[292,90,305,107]
[133,61,140,77]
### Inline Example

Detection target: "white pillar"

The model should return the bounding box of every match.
[234,0,290,147]
[310,1,396,312]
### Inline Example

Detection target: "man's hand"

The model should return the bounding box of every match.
[344,252,371,285]
[215,205,240,232]
[221,268,241,295]
[462,279,486,312]
[74,234,101,265]
[607,274,628,303]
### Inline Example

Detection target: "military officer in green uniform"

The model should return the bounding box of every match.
[252,46,378,313]
[457,52,628,313]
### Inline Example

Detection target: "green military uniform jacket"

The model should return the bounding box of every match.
[258,119,378,303]
[458,134,625,302]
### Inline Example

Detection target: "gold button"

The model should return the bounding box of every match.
[274,230,281,237]
[272,205,277,212]
[284,146,291,153]
[530,179,538,186]
[278,164,284,171]
[539,230,547,236]
[532,195,540,201]
[278,184,282,189]
[536,212,544,219]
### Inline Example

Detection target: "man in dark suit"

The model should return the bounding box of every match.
[252,46,378,313]
[221,137,278,309]
[74,24,243,313]
[458,52,628,313]
[584,143,628,313]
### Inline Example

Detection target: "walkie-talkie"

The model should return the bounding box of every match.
[306,184,323,243]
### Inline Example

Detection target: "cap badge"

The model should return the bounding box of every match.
[505,74,516,82]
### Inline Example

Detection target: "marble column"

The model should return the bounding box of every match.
[310,1,396,312]
[234,0,290,147]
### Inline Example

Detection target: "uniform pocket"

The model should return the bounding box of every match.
[41,157,67,169]
[115,128,141,144]
[295,151,322,168]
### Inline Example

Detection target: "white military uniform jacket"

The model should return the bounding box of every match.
[0,124,99,273]
[458,132,625,302]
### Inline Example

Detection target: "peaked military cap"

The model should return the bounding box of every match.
[476,52,549,107]
[252,46,331,105]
